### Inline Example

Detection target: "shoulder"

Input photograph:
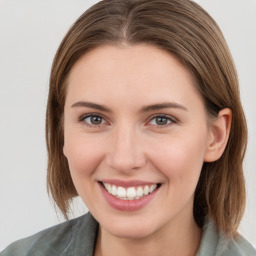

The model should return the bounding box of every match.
[0,212,98,256]
[227,234,256,256]
[197,218,256,256]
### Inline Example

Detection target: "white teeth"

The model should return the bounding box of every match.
[144,185,149,195]
[106,184,111,193]
[103,182,158,200]
[149,184,157,193]
[136,187,144,197]
[112,185,117,196]
[117,186,126,198]
[127,187,136,200]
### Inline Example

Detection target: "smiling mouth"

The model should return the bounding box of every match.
[100,182,161,200]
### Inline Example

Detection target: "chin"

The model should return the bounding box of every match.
[100,215,161,240]
[108,225,155,240]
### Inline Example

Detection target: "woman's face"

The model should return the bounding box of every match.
[63,44,212,239]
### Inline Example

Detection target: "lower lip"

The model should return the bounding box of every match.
[99,183,159,211]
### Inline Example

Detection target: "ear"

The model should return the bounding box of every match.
[63,144,67,158]
[204,108,232,162]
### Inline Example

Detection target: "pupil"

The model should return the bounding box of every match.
[156,117,167,125]
[91,116,102,125]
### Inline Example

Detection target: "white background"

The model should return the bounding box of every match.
[0,0,255,251]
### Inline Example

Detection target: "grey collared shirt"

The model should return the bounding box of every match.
[1,212,255,256]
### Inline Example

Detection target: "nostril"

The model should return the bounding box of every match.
[106,137,146,172]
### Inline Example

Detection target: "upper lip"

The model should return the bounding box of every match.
[99,179,160,188]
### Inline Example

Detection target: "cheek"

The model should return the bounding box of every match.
[64,133,106,178]
[148,130,208,185]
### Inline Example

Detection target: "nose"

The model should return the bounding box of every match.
[106,126,146,173]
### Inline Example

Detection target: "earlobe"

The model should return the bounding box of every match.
[204,108,232,162]
[63,145,67,158]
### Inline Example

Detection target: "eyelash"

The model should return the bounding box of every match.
[79,113,108,128]
[147,114,177,128]
[79,113,177,128]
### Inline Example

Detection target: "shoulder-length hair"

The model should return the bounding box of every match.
[46,0,247,237]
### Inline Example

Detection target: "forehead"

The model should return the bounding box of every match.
[67,44,193,85]
[65,44,203,110]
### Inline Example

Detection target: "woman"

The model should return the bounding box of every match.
[1,0,255,255]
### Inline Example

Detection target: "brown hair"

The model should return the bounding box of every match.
[46,0,247,237]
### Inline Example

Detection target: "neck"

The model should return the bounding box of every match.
[94,214,202,256]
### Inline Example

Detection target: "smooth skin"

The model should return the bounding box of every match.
[63,44,231,256]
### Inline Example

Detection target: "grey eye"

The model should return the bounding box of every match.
[149,116,174,126]
[84,115,106,125]
[155,117,169,125]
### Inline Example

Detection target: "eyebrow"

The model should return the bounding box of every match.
[71,101,112,112]
[71,101,188,113]
[140,102,188,112]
